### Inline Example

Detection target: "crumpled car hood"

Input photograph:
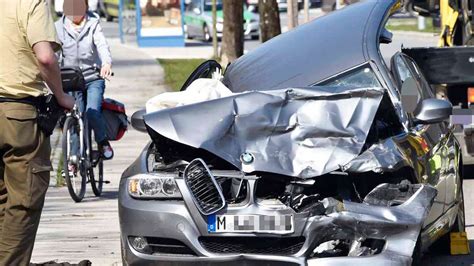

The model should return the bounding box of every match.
[144,86,385,178]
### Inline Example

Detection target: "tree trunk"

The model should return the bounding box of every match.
[287,0,298,30]
[221,0,244,65]
[304,0,310,23]
[212,0,218,59]
[258,0,281,43]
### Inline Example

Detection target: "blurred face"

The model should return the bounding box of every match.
[64,0,88,24]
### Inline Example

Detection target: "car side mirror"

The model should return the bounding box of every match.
[413,99,452,125]
[131,109,147,133]
[193,7,201,14]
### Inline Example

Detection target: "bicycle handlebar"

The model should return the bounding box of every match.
[80,66,114,77]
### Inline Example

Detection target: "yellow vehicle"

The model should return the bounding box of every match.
[403,0,474,169]
[100,0,120,21]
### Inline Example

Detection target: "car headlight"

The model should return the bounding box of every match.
[128,173,182,199]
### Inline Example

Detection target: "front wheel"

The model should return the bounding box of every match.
[62,117,86,203]
[430,162,466,254]
[104,4,114,22]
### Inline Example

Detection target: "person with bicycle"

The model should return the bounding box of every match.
[56,0,114,160]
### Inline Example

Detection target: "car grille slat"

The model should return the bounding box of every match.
[199,237,305,255]
[143,237,196,256]
[184,159,226,215]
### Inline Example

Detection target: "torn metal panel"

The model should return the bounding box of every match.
[145,87,384,178]
[343,137,414,173]
[306,184,437,264]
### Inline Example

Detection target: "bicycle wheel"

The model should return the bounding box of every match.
[62,117,87,202]
[88,128,104,197]
[90,159,104,196]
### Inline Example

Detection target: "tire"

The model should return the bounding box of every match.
[184,25,193,40]
[90,159,104,197]
[106,13,114,22]
[430,162,466,254]
[251,35,259,40]
[203,25,212,42]
[104,4,113,22]
[88,128,104,197]
[63,117,86,203]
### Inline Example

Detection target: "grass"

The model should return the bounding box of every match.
[56,153,64,187]
[386,18,440,33]
[158,59,207,91]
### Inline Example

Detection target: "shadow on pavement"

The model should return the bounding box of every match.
[464,165,474,180]
[83,191,119,202]
[422,240,474,265]
[185,41,211,47]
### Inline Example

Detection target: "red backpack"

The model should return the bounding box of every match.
[102,98,128,141]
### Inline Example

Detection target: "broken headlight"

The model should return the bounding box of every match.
[128,173,182,199]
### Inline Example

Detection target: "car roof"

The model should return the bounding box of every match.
[223,0,399,93]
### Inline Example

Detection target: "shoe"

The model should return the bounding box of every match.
[100,140,114,160]
[61,164,76,178]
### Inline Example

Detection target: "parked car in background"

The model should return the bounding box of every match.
[276,0,304,11]
[247,0,321,12]
[321,0,358,12]
[100,0,120,22]
[120,0,465,264]
[184,0,260,41]
[54,0,99,16]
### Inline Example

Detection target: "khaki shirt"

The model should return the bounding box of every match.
[0,0,60,99]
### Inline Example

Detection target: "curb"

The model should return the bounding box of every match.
[391,30,440,38]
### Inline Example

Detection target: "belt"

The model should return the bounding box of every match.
[0,96,41,106]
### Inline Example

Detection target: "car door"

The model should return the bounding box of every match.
[402,55,461,211]
[184,1,194,36]
[391,52,450,226]
[402,54,460,212]
[186,0,202,37]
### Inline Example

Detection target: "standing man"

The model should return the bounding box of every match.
[0,0,75,265]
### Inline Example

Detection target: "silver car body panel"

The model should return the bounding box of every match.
[145,87,385,178]
[120,0,464,264]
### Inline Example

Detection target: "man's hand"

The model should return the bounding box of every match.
[56,93,75,110]
[101,64,112,79]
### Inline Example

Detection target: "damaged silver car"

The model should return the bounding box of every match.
[119,0,465,265]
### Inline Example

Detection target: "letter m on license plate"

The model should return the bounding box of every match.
[208,214,294,234]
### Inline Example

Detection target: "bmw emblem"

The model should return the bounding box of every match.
[240,152,254,164]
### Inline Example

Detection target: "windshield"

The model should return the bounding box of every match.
[318,65,381,88]
[204,1,223,11]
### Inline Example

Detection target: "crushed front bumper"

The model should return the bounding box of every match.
[119,175,436,265]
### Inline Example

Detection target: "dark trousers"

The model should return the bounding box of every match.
[0,102,52,265]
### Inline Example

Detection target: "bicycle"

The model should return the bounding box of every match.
[61,66,109,202]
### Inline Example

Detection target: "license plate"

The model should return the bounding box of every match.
[208,214,294,234]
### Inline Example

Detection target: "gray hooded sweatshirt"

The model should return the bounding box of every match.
[55,12,112,82]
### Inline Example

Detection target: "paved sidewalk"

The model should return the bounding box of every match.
[31,39,168,265]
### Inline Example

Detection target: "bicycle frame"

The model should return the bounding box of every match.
[66,104,92,169]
